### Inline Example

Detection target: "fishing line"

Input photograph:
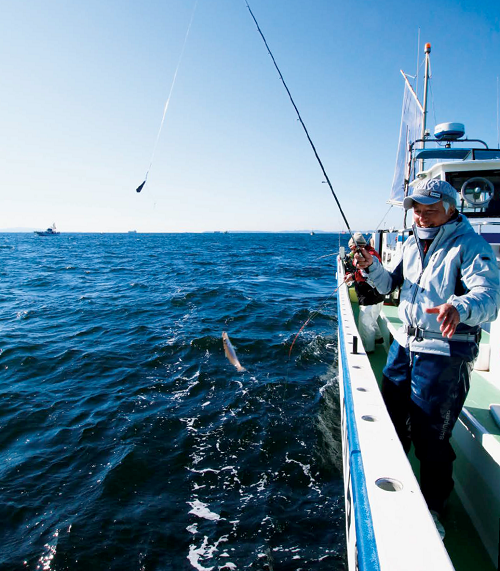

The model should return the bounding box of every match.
[244,1,356,241]
[316,252,337,261]
[136,0,198,193]
[374,204,394,231]
[288,275,348,360]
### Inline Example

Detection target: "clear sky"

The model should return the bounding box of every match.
[1,0,499,233]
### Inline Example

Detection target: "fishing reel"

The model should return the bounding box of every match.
[460,177,494,207]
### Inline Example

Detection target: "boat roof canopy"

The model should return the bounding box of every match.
[415,148,500,161]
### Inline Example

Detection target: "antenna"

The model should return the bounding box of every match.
[419,43,431,172]
[421,43,431,142]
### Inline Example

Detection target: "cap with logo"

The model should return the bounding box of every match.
[403,179,458,210]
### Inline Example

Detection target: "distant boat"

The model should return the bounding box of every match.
[310,231,315,235]
[34,223,60,236]
[128,230,137,234]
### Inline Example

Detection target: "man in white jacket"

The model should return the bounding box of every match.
[354,178,499,534]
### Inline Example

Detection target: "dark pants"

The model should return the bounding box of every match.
[382,340,477,514]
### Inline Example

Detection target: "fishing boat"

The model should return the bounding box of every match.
[337,44,500,570]
[34,223,60,236]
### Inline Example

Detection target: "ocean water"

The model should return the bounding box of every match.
[0,232,348,571]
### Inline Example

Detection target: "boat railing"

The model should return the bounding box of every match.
[338,300,381,571]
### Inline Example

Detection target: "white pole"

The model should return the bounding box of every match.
[419,43,431,172]
[421,43,431,143]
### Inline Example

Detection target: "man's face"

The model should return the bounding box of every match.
[412,200,453,228]
[349,242,364,251]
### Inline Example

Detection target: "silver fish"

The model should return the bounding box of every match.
[222,331,246,372]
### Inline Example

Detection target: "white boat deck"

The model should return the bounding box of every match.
[377,302,500,568]
[378,304,500,463]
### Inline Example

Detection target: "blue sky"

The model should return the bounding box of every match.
[1,0,499,233]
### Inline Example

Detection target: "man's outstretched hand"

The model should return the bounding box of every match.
[426,304,460,338]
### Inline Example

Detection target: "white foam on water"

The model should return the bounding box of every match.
[285,453,322,495]
[252,473,268,492]
[172,371,200,400]
[187,536,214,571]
[180,417,198,433]
[191,452,204,465]
[220,465,240,489]
[188,499,222,521]
[187,534,230,571]
[187,467,220,475]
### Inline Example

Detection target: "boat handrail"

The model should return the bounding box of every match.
[338,296,381,571]
[470,220,500,225]
[411,137,489,150]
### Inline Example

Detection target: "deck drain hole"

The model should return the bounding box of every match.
[356,387,368,392]
[375,478,403,492]
[362,415,377,422]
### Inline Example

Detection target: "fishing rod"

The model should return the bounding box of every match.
[245,2,369,364]
[244,1,359,247]
[136,0,198,194]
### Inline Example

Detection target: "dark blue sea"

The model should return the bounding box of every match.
[0,232,348,571]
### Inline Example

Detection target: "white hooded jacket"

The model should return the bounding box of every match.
[366,215,500,355]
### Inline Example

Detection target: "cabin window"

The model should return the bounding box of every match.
[446,170,500,217]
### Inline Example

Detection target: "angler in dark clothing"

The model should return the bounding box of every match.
[344,232,385,352]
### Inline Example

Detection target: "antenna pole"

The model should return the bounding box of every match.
[419,43,431,171]
[421,43,431,140]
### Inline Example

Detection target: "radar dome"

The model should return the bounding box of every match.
[434,122,465,141]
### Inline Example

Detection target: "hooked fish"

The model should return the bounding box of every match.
[222,331,246,372]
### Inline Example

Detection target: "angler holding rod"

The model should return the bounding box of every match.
[353,179,500,536]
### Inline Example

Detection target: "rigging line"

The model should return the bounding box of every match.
[244,1,355,237]
[136,0,198,193]
[375,204,394,231]
[415,28,420,101]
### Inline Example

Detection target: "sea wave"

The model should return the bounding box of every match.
[0,232,348,570]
